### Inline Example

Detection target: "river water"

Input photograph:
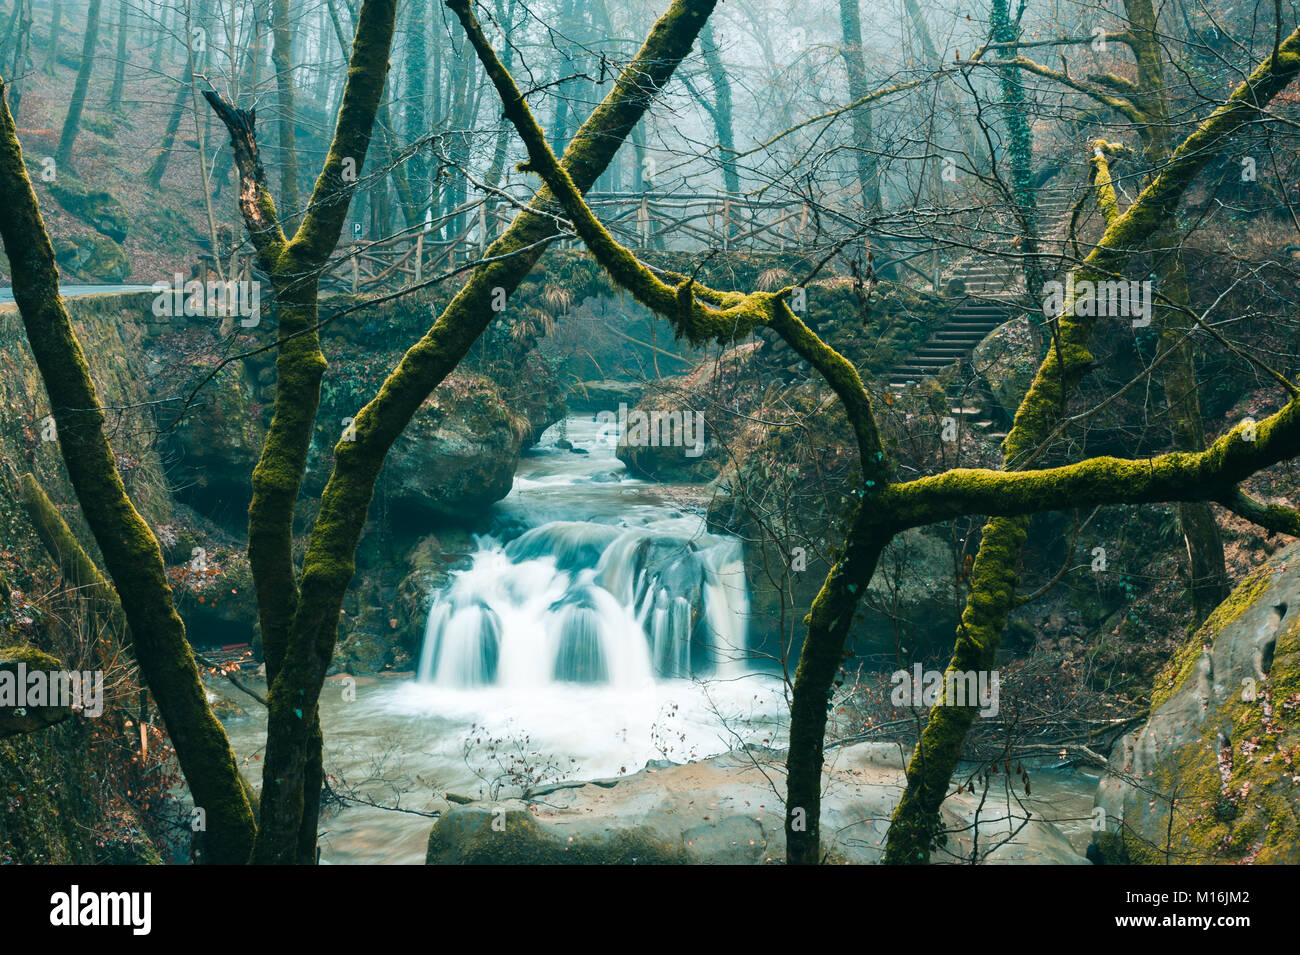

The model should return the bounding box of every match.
[215,415,1099,863]
[217,415,790,863]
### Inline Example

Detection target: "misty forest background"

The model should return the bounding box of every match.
[1,0,1299,865]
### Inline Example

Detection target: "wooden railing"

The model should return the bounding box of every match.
[199,192,825,297]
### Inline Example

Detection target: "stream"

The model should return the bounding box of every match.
[214,414,1099,863]
[217,415,789,863]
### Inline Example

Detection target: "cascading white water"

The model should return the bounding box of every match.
[417,414,751,689]
[417,520,750,688]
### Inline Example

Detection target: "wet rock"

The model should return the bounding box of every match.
[424,742,1087,864]
[426,805,689,864]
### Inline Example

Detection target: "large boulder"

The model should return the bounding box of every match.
[971,313,1037,419]
[1093,541,1300,864]
[425,742,1088,864]
[0,646,72,737]
[49,179,130,243]
[383,375,525,522]
[53,235,130,282]
[426,806,690,864]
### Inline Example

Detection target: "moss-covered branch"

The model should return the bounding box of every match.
[971,54,1145,123]
[876,400,1300,527]
[1219,488,1300,536]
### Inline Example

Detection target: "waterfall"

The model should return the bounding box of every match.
[417,520,750,688]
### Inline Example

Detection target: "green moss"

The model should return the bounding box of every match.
[1150,567,1272,711]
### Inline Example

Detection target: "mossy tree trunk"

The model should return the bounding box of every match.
[0,79,258,864]
[989,0,1044,297]
[206,0,399,863]
[884,28,1300,863]
[244,0,723,864]
[54,0,102,171]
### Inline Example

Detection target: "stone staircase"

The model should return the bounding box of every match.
[884,183,1080,440]
[887,298,1015,389]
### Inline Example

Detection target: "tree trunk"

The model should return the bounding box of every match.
[403,0,427,207]
[271,0,300,216]
[55,0,103,171]
[42,0,59,73]
[145,59,195,190]
[785,512,887,863]
[5,0,33,121]
[0,78,258,864]
[989,0,1044,297]
[109,0,126,109]
[699,21,739,198]
[901,0,987,170]
[836,0,879,211]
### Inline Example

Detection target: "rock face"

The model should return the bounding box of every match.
[53,235,130,282]
[147,346,265,525]
[971,313,1036,419]
[49,179,130,243]
[0,647,72,737]
[383,375,525,523]
[426,742,1088,864]
[1094,541,1300,864]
